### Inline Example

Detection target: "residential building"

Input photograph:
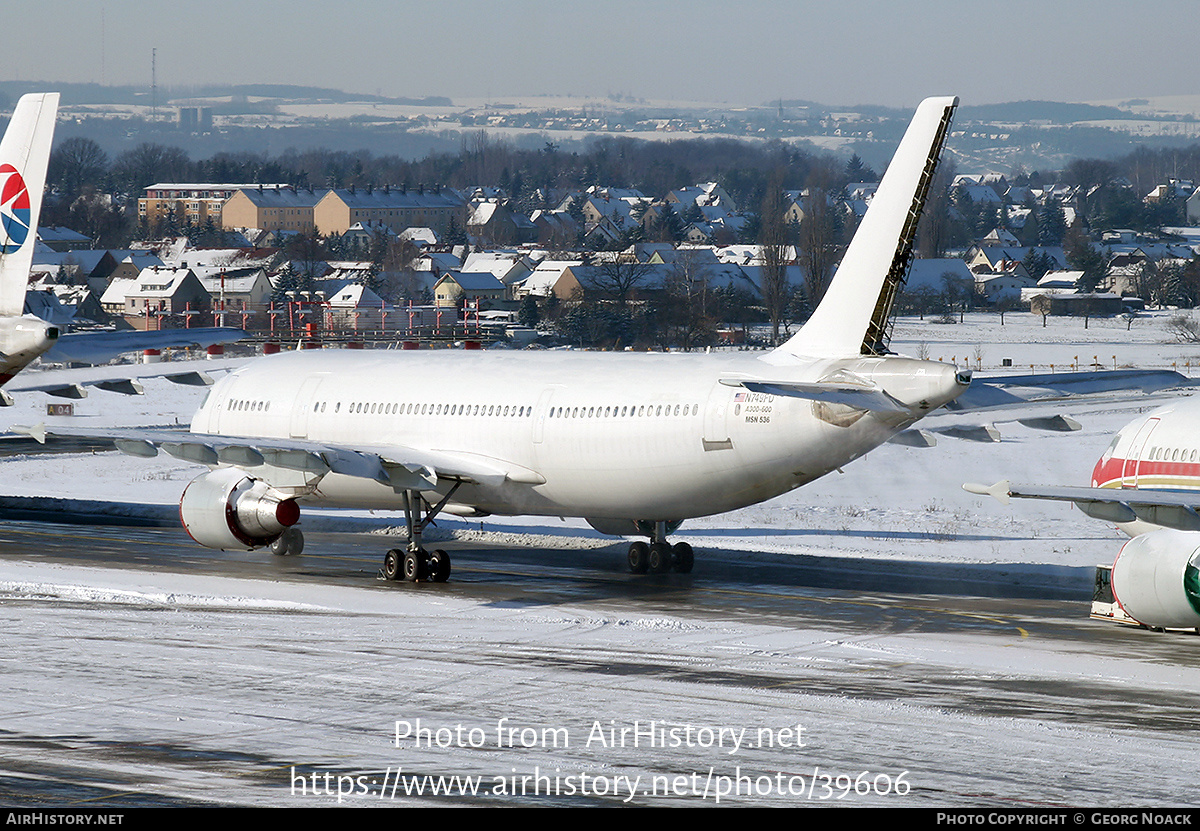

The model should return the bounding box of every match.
[222,186,323,234]
[140,183,284,230]
[313,186,467,237]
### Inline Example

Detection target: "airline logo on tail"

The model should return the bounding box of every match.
[0,163,31,253]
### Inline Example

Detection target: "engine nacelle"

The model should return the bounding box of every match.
[179,467,300,551]
[1111,529,1200,629]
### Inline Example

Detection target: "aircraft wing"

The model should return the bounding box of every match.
[3,357,248,400]
[40,327,247,365]
[14,424,545,491]
[891,369,1197,444]
[963,479,1200,531]
[946,369,1193,410]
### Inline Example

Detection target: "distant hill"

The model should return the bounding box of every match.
[0,81,452,109]
[957,100,1145,123]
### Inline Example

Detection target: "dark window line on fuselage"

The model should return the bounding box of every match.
[224,395,703,422]
[271,401,705,419]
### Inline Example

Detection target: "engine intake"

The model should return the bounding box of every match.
[180,467,299,551]
[1111,529,1200,629]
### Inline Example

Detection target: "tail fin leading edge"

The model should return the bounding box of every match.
[0,93,60,318]
[771,95,957,362]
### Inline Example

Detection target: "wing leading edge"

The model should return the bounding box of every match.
[14,423,545,493]
[964,479,1200,531]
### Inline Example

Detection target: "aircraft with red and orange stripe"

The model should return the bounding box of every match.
[967,397,1200,631]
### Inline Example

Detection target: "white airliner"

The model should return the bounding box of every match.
[967,397,1200,630]
[25,96,969,582]
[0,93,61,401]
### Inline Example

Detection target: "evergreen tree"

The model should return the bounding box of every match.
[1037,199,1067,245]
[518,294,540,329]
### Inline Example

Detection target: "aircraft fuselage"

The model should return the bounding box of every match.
[191,348,966,524]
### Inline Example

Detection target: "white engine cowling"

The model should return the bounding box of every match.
[179,467,300,551]
[1111,529,1200,629]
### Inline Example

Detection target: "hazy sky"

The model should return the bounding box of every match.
[5,1,1198,108]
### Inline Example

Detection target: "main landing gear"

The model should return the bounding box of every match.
[627,521,694,575]
[382,486,459,583]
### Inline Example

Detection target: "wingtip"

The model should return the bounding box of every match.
[12,423,46,444]
[962,480,1011,506]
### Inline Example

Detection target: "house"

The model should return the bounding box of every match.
[511,260,583,300]
[37,226,91,252]
[461,251,538,297]
[529,209,580,247]
[121,265,211,327]
[193,266,274,311]
[433,271,506,308]
[981,227,1020,246]
[974,271,1034,304]
[904,259,977,296]
[313,186,468,237]
[340,221,398,252]
[221,186,323,234]
[1187,187,1200,225]
[967,245,1066,273]
[467,201,530,245]
[326,283,394,331]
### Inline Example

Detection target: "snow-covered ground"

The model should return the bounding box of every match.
[2,312,1199,807]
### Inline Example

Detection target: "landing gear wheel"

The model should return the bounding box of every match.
[428,549,452,583]
[384,549,404,581]
[403,548,427,582]
[269,527,304,556]
[648,542,672,574]
[671,542,694,573]
[628,542,649,574]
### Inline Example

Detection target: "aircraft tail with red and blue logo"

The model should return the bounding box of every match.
[0,93,59,317]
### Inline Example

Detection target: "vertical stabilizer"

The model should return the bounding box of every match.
[768,96,957,362]
[0,93,59,317]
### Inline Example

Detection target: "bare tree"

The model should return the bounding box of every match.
[917,158,956,258]
[796,157,842,311]
[659,250,715,351]
[758,170,790,345]
[580,260,655,309]
[48,137,108,202]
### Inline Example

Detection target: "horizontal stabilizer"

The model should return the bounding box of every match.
[723,378,909,413]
